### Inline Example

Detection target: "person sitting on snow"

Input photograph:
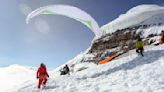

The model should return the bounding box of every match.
[60,64,70,75]
[135,37,144,57]
[36,63,49,89]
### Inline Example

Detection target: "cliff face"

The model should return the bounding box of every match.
[90,29,136,53]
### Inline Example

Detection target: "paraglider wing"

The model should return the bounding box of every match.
[26,5,101,37]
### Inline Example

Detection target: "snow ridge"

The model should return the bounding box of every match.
[101,4,164,34]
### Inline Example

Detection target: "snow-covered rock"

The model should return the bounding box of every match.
[101,4,164,34]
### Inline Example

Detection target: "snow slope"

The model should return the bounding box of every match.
[0,65,35,92]
[101,4,164,34]
[3,44,164,92]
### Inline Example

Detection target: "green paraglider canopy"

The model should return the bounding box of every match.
[26,5,102,38]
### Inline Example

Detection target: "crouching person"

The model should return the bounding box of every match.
[60,64,70,75]
[36,63,49,89]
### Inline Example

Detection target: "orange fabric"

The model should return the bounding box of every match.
[98,54,119,64]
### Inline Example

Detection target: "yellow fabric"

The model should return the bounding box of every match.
[135,41,144,48]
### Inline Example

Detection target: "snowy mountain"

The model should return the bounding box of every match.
[1,4,164,92]
[101,4,164,35]
[2,44,164,92]
[88,4,164,63]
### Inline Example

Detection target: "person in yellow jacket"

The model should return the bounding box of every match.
[135,37,144,56]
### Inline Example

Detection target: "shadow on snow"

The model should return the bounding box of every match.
[89,50,164,78]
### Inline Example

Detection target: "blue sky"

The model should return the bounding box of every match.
[0,0,163,69]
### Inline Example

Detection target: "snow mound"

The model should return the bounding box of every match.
[73,62,97,72]
[0,64,35,92]
[127,5,161,14]
[101,4,164,34]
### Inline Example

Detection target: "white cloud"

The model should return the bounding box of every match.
[34,18,50,34]
[19,3,32,16]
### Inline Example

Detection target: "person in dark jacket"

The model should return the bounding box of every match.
[60,65,70,75]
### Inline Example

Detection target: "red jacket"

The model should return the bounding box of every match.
[37,65,49,78]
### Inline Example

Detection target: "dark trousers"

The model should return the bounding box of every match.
[136,47,144,56]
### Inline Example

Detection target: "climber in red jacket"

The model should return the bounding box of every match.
[36,63,49,89]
